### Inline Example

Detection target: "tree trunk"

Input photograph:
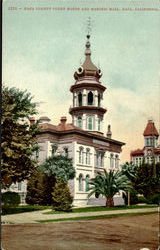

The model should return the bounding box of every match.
[106,196,114,207]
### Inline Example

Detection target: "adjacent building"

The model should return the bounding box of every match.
[131,120,160,166]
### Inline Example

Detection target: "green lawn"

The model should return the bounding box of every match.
[37,211,157,223]
[2,205,52,215]
[43,204,157,214]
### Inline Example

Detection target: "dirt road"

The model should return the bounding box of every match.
[2,214,159,250]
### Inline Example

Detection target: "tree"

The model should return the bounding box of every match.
[52,178,73,211]
[40,155,75,181]
[26,155,75,205]
[121,162,160,199]
[88,169,130,207]
[132,162,160,199]
[2,86,39,188]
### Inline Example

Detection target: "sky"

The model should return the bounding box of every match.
[2,0,160,163]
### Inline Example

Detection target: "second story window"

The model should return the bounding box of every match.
[86,148,90,165]
[51,144,57,156]
[79,147,83,164]
[110,154,114,168]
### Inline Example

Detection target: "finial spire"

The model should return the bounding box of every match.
[85,17,92,56]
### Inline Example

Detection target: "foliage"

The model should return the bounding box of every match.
[2,86,39,188]
[52,178,73,211]
[2,191,20,206]
[123,189,139,205]
[121,162,160,199]
[132,162,160,199]
[88,169,130,207]
[1,205,51,215]
[147,194,160,205]
[121,162,138,182]
[26,155,75,206]
[137,196,149,204]
[40,155,75,182]
[26,168,56,206]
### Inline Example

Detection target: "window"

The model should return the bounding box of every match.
[86,148,90,165]
[79,147,83,164]
[95,151,104,167]
[78,116,82,129]
[115,155,119,168]
[100,153,103,167]
[79,174,83,191]
[98,93,101,107]
[78,92,82,106]
[64,147,68,157]
[51,144,57,155]
[18,182,22,191]
[88,116,92,130]
[136,158,138,165]
[150,138,153,146]
[85,175,90,192]
[146,138,150,146]
[88,91,93,105]
[110,154,114,168]
[98,117,101,131]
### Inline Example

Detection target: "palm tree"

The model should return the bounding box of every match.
[88,169,130,207]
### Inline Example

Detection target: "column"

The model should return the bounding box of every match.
[83,89,87,106]
[95,90,98,106]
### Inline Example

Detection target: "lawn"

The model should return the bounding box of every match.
[43,204,157,214]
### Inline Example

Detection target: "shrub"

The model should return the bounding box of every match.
[147,194,160,205]
[52,179,73,211]
[2,191,20,206]
[123,189,139,205]
[138,196,149,204]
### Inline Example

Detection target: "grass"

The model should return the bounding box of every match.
[37,211,157,223]
[43,204,157,214]
[1,205,52,215]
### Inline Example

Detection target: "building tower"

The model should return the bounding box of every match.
[143,119,159,157]
[69,34,107,134]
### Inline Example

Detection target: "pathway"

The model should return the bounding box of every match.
[1,207,157,224]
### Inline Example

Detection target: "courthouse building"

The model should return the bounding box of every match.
[6,34,125,206]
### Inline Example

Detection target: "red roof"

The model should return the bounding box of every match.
[143,120,159,137]
[131,149,144,156]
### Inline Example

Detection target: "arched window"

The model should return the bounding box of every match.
[110,154,114,168]
[85,175,90,192]
[88,116,93,130]
[98,93,101,107]
[115,155,119,168]
[78,92,82,106]
[79,174,83,191]
[79,147,83,164]
[78,116,82,129]
[86,148,90,165]
[100,153,104,167]
[88,91,93,105]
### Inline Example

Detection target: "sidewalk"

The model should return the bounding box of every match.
[1,207,157,224]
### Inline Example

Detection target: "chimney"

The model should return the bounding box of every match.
[29,117,35,126]
[107,124,112,139]
[60,116,67,130]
